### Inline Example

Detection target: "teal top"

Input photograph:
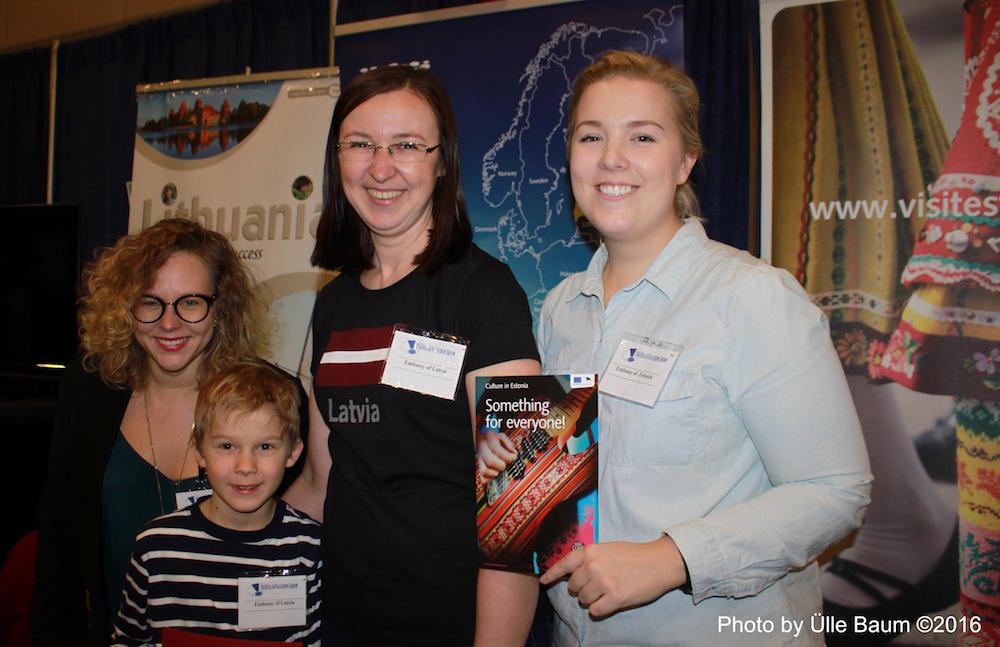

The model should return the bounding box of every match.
[101,431,202,626]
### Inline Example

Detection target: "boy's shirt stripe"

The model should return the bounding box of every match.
[110,500,322,647]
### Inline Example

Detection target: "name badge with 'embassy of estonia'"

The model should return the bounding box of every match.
[600,335,682,407]
[237,574,306,630]
[380,325,469,400]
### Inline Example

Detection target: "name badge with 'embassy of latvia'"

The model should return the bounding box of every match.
[380,325,468,400]
[237,574,307,630]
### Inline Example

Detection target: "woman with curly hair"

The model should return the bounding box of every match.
[30,218,302,646]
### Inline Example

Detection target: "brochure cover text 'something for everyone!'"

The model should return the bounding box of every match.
[475,374,598,574]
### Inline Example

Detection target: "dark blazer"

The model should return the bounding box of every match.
[30,360,308,646]
[31,360,129,646]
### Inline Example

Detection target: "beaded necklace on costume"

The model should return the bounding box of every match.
[143,390,191,516]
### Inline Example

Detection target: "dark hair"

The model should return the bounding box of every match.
[312,66,472,274]
[79,218,270,389]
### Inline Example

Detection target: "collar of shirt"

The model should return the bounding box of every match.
[572,218,709,302]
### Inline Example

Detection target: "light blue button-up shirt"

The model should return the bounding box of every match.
[537,220,872,646]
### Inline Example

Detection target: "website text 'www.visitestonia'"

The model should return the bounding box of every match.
[809,192,1000,220]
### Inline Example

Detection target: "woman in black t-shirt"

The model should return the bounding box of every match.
[283,66,540,646]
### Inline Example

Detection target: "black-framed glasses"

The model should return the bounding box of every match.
[336,140,441,163]
[132,294,216,324]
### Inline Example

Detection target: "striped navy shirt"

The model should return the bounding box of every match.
[111,499,321,646]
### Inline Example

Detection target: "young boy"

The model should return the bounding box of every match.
[111,362,321,646]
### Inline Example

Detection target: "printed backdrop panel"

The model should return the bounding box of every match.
[128,72,339,376]
[335,0,683,323]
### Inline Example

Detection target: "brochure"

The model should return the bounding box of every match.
[474,374,598,574]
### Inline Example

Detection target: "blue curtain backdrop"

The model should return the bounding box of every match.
[685,0,759,251]
[0,46,50,205]
[0,0,757,258]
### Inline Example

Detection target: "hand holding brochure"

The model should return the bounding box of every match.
[474,374,598,573]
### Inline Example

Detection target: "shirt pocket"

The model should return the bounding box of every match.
[606,368,697,466]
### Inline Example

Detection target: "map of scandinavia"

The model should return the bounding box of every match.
[474,6,684,322]
[335,0,684,322]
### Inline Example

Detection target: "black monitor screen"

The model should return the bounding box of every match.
[0,204,81,372]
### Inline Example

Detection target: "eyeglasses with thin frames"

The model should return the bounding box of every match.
[132,294,217,324]
[336,141,441,163]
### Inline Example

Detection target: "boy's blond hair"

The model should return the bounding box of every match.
[193,362,300,447]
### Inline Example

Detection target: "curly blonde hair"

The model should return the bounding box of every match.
[79,219,271,389]
[566,50,703,221]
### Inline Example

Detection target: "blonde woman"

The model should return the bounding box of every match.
[535,51,872,645]
[31,219,304,646]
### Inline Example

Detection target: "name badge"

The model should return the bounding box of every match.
[174,487,212,510]
[237,574,307,630]
[380,326,468,400]
[600,335,682,407]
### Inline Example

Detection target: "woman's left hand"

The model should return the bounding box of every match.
[539,535,689,618]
